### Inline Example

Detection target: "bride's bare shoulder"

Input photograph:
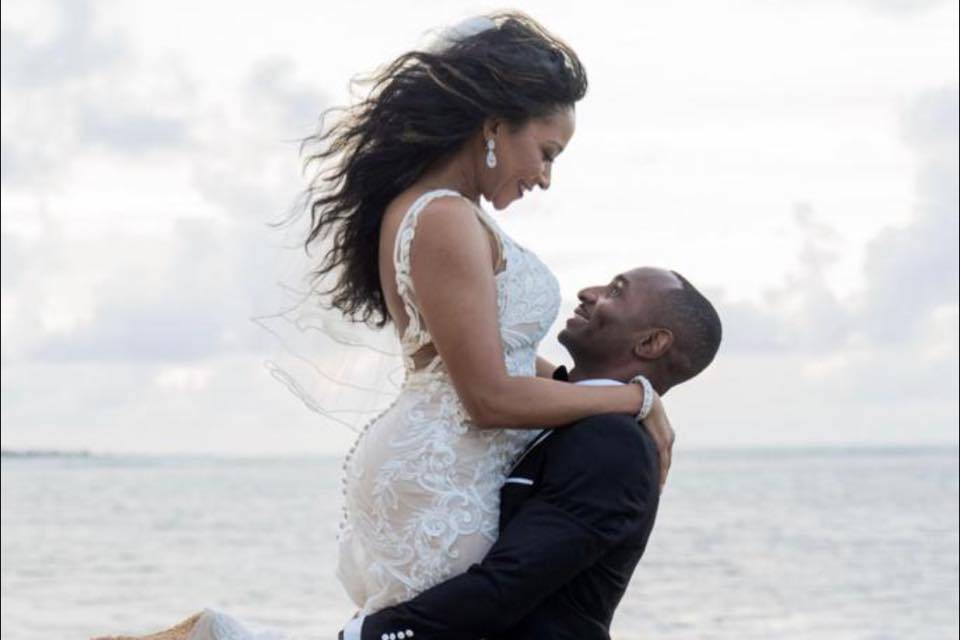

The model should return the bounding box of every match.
[384,188,476,226]
[381,188,482,250]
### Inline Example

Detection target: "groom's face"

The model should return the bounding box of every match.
[558,267,683,363]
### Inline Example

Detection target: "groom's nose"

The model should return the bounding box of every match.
[577,287,599,304]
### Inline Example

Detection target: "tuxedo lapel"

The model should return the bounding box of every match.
[507,429,554,475]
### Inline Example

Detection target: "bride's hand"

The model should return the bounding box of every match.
[641,393,675,491]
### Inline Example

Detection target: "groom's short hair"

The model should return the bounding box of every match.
[655,272,722,385]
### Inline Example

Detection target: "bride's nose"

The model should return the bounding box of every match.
[538,164,552,190]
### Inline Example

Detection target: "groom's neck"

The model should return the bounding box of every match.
[567,359,631,384]
[568,359,669,394]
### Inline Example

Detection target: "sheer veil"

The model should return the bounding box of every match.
[250,271,405,434]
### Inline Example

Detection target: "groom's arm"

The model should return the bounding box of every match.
[352,414,657,640]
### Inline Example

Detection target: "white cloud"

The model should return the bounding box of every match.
[653,86,959,448]
[78,107,190,153]
[153,365,214,392]
[860,85,960,342]
[0,0,124,88]
[716,85,958,355]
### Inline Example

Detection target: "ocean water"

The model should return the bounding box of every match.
[1,447,957,640]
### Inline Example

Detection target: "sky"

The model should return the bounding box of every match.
[1,0,958,455]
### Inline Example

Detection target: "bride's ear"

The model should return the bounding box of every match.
[482,117,503,140]
[632,328,673,361]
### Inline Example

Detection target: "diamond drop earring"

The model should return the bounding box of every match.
[485,138,497,169]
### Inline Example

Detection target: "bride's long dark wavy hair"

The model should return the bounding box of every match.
[293,11,587,328]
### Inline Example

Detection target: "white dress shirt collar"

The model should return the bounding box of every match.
[573,378,624,386]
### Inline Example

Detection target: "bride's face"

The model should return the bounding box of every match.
[482,106,576,210]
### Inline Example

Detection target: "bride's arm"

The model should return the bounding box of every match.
[410,199,649,431]
[535,355,558,378]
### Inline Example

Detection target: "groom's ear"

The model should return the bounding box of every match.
[632,328,673,361]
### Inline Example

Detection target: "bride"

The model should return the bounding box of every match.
[97,11,674,640]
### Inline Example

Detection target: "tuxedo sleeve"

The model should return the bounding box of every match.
[359,414,656,640]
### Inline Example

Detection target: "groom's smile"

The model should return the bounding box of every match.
[569,304,591,323]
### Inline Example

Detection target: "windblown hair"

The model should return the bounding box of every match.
[293,11,587,327]
[658,272,723,384]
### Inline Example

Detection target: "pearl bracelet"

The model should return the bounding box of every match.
[629,374,655,421]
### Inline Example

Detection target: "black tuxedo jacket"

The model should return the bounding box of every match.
[358,394,661,639]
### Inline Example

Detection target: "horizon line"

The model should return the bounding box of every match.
[3,442,958,461]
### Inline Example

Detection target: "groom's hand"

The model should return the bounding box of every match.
[640,393,675,491]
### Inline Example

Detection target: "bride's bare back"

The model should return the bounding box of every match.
[378,186,506,373]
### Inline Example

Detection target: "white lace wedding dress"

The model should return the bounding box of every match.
[184,188,561,638]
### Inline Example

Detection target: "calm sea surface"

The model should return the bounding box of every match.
[2,447,957,640]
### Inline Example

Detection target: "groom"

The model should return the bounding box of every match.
[341,267,722,640]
